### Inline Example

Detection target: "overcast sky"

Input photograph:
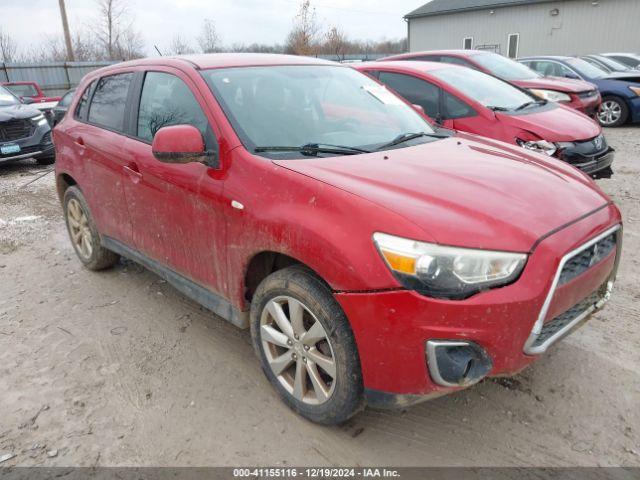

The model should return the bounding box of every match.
[2,0,426,55]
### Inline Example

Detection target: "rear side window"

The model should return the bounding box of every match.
[74,80,96,121]
[137,72,212,145]
[88,73,133,132]
[378,71,441,119]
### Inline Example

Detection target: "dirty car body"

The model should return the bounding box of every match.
[54,54,622,423]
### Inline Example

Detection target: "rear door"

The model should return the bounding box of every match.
[121,68,227,294]
[65,73,134,245]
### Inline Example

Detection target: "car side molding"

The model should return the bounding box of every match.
[101,236,249,329]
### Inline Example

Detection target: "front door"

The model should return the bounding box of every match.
[121,69,228,295]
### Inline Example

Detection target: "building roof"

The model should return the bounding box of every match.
[405,0,561,19]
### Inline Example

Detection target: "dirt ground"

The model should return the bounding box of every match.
[0,127,638,468]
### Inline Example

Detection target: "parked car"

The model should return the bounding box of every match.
[0,85,55,165]
[380,50,601,117]
[2,81,61,103]
[581,55,634,74]
[51,89,75,126]
[601,53,640,70]
[519,56,640,127]
[354,61,613,177]
[54,54,622,424]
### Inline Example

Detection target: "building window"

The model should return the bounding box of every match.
[507,33,519,59]
[463,37,473,50]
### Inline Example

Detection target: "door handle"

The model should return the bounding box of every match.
[74,136,85,146]
[122,164,142,183]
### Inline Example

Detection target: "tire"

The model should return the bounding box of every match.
[63,186,119,271]
[250,265,364,425]
[36,155,55,166]
[597,96,629,127]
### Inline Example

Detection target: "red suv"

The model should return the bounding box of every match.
[355,61,614,177]
[54,54,622,424]
[381,50,602,117]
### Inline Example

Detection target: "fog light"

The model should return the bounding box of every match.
[426,340,492,387]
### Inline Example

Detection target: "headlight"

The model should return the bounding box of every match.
[373,233,528,299]
[31,114,48,126]
[629,86,640,97]
[516,139,557,156]
[529,89,571,103]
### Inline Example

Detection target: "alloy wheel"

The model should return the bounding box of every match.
[67,198,93,259]
[598,100,622,126]
[260,295,336,405]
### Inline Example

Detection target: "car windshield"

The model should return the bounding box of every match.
[5,84,38,97]
[471,53,541,80]
[565,58,608,79]
[432,66,535,111]
[0,86,20,106]
[592,56,631,72]
[201,65,437,158]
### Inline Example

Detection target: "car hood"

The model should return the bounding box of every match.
[603,72,640,83]
[511,77,597,93]
[0,104,41,121]
[495,104,601,142]
[274,135,609,252]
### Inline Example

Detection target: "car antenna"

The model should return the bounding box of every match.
[154,45,164,56]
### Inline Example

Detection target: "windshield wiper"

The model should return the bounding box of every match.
[487,105,511,112]
[254,143,371,156]
[376,132,449,151]
[515,99,547,111]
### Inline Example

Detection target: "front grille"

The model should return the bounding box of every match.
[577,90,598,99]
[531,283,607,348]
[560,135,608,164]
[0,118,34,142]
[559,231,617,285]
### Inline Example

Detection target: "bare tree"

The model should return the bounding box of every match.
[197,18,219,53]
[115,26,145,60]
[0,28,18,63]
[285,0,320,56]
[167,35,195,55]
[324,26,347,61]
[93,0,144,60]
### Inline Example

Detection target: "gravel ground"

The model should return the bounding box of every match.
[0,127,638,467]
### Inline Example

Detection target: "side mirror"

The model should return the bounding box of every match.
[564,72,580,80]
[21,97,35,105]
[412,104,438,125]
[152,125,218,167]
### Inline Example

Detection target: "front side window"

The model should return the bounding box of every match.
[432,66,534,111]
[472,52,540,81]
[88,73,133,132]
[0,85,20,106]
[201,65,435,158]
[137,72,212,145]
[440,56,475,68]
[377,71,441,119]
[5,84,38,97]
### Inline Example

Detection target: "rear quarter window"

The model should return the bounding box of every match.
[74,80,96,121]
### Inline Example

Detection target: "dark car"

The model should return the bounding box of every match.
[581,55,634,74]
[0,85,55,165]
[52,89,75,126]
[520,56,640,127]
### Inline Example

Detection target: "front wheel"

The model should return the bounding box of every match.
[597,96,629,127]
[250,266,364,425]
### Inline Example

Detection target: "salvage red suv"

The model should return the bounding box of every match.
[54,54,622,425]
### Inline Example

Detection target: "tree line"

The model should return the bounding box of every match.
[0,0,406,63]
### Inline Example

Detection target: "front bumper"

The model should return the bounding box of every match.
[335,205,621,406]
[0,123,53,164]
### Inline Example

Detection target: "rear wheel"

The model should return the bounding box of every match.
[63,186,119,270]
[597,96,628,127]
[250,266,364,425]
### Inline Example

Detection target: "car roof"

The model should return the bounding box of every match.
[356,60,455,74]
[98,53,337,73]
[381,49,487,61]
[519,56,572,61]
